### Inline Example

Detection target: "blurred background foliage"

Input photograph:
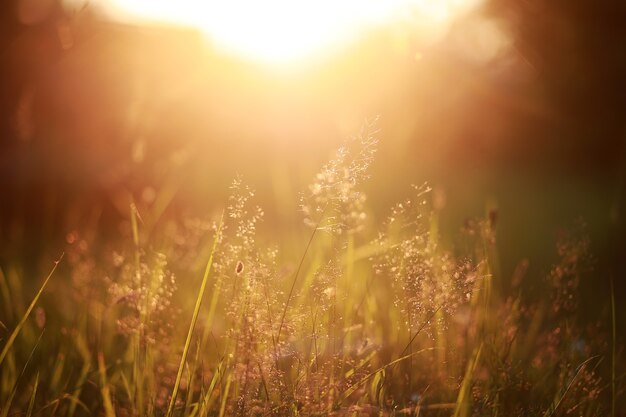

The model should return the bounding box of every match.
[0,0,624,329]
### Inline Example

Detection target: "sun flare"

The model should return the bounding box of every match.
[92,0,478,64]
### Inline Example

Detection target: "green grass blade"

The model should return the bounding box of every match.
[453,342,483,417]
[166,214,224,417]
[2,329,44,417]
[68,331,92,417]
[0,255,62,368]
[199,360,223,415]
[276,225,318,345]
[611,277,616,417]
[0,390,16,417]
[25,372,39,417]
[543,356,598,417]
[98,351,116,417]
[218,372,233,417]
[339,347,437,403]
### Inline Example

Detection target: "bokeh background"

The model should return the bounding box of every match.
[0,0,625,327]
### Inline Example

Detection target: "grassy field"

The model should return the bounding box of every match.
[0,119,622,417]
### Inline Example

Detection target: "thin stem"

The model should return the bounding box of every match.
[611,277,616,417]
[276,225,318,345]
[166,214,224,417]
[0,254,63,367]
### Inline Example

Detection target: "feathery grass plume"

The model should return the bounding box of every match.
[543,224,605,416]
[293,258,352,415]
[104,249,178,413]
[287,120,382,413]
[372,184,478,336]
[370,183,480,403]
[531,223,593,368]
[0,117,621,416]
[213,177,264,279]
[300,117,379,235]
[108,251,177,345]
[467,222,607,417]
[206,177,288,415]
[548,224,591,316]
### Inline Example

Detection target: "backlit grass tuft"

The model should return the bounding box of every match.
[0,124,622,416]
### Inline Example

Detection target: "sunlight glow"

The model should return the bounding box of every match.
[90,0,479,64]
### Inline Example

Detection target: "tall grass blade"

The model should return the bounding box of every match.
[0,389,16,417]
[0,255,62,368]
[166,214,224,417]
[218,371,233,417]
[276,225,318,345]
[98,351,116,417]
[611,277,616,417]
[340,347,436,403]
[1,330,44,417]
[453,342,483,417]
[543,356,598,417]
[25,372,39,417]
[68,331,92,417]
[198,359,223,416]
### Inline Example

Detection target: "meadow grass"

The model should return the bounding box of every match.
[0,124,623,416]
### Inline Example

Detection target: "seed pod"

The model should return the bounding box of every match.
[235,261,244,276]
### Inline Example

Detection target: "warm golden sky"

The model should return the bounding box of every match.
[63,0,483,64]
